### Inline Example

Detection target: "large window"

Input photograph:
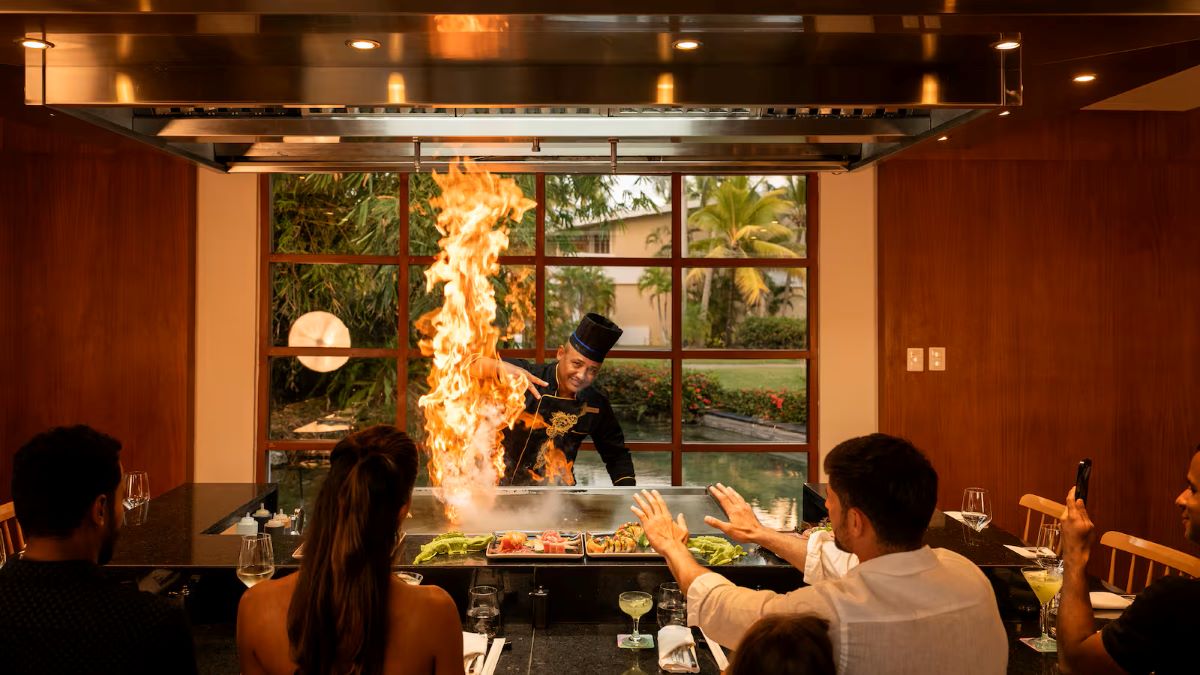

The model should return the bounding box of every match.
[260,173,816,511]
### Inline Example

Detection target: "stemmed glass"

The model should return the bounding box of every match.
[961,488,992,532]
[237,534,275,588]
[123,471,149,510]
[618,591,654,648]
[1035,523,1062,570]
[1021,566,1063,652]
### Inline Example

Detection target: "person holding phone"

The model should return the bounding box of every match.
[1057,445,1200,674]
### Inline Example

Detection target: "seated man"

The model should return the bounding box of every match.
[0,426,197,675]
[632,433,1008,674]
[1057,444,1200,674]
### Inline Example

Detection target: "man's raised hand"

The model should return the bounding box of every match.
[703,483,765,544]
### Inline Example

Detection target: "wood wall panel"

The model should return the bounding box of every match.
[0,67,195,502]
[879,109,1200,561]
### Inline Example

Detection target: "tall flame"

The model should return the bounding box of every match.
[418,161,535,523]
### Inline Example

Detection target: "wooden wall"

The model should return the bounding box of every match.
[879,109,1200,558]
[0,67,196,502]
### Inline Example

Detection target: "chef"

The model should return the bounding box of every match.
[474,313,637,487]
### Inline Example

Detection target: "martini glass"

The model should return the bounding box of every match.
[618,591,653,648]
[1021,566,1063,652]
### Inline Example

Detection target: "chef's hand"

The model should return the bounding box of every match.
[1061,486,1095,568]
[500,361,548,399]
[631,490,690,553]
[704,483,766,544]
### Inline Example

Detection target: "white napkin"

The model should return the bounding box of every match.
[943,511,967,524]
[658,625,700,673]
[1004,545,1056,559]
[462,631,487,673]
[1090,592,1133,610]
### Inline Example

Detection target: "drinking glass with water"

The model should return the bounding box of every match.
[468,585,502,638]
[960,487,992,532]
[656,582,686,628]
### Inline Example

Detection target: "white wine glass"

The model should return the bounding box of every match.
[618,591,653,648]
[1035,523,1062,569]
[1021,566,1063,652]
[123,471,149,510]
[961,487,992,532]
[237,534,275,588]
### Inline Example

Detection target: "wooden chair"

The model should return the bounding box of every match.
[1019,493,1066,545]
[0,501,25,558]
[1100,531,1200,594]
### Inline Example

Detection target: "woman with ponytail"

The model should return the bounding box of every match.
[236,426,464,675]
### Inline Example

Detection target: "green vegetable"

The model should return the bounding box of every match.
[412,533,494,564]
[686,536,747,566]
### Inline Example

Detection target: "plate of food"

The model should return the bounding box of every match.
[585,522,662,558]
[485,530,583,559]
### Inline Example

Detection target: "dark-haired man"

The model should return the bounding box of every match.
[474,313,636,486]
[1057,445,1200,675]
[0,425,197,675]
[632,433,1007,674]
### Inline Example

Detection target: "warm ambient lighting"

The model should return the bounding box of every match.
[1073,73,1097,83]
[992,40,1021,51]
[672,39,702,51]
[998,110,1011,116]
[346,38,381,50]
[18,37,54,49]
[937,135,949,142]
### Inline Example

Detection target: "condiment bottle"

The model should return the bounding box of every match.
[264,516,285,538]
[235,513,258,536]
[252,503,271,533]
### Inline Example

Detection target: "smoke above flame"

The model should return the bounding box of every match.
[417,161,535,523]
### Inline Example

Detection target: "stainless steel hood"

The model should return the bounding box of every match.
[9,3,1034,172]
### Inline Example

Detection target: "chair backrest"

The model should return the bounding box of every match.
[1100,530,1200,594]
[0,501,25,557]
[1019,493,1066,545]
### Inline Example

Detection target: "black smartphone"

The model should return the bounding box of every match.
[1075,459,1093,505]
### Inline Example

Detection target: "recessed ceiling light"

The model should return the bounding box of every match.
[937,135,949,141]
[672,39,702,51]
[992,40,1021,51]
[17,37,54,49]
[998,110,1011,116]
[346,38,381,50]
[1073,73,1097,83]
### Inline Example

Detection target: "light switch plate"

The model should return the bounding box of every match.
[906,348,924,371]
[929,347,946,371]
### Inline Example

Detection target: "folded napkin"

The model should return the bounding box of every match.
[658,625,700,673]
[463,631,488,673]
[1003,545,1056,559]
[943,511,967,524]
[1090,592,1133,610]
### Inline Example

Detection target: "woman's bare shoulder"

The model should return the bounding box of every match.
[241,574,299,614]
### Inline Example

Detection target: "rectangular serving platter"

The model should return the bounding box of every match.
[484,531,584,559]
[583,532,664,559]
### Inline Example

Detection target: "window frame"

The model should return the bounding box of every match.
[256,173,818,484]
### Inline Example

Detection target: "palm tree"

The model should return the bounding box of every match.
[545,266,616,347]
[636,267,672,345]
[685,178,799,343]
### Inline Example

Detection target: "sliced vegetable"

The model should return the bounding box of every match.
[686,536,747,566]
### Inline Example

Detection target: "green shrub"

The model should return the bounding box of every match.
[717,387,807,425]
[735,316,807,349]
[596,363,720,423]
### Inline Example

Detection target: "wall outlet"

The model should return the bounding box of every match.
[906,348,924,371]
[929,347,946,371]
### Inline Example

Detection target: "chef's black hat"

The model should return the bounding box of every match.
[568,313,623,363]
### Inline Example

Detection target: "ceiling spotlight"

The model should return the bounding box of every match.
[672,39,702,51]
[998,110,1011,116]
[1073,73,1097,83]
[937,135,949,142]
[17,37,54,49]
[992,40,1021,51]
[346,38,381,50]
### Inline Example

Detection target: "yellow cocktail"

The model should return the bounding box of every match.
[1021,566,1062,651]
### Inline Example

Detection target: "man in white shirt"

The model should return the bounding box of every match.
[632,433,1008,675]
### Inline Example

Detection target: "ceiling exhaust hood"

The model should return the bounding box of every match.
[19,6,1022,173]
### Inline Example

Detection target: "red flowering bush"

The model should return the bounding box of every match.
[596,363,805,425]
